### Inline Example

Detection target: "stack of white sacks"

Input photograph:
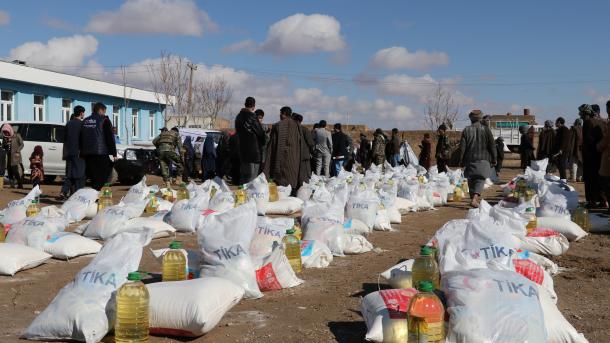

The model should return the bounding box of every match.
[365,158,590,343]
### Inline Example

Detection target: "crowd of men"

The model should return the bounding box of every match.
[517,102,610,210]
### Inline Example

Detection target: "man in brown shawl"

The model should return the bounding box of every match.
[292,112,314,186]
[264,106,303,192]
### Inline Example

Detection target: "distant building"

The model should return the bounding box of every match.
[488,108,537,129]
[0,60,166,143]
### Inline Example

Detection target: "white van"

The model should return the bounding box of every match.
[1,121,149,182]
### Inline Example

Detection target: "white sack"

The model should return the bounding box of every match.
[303,219,345,256]
[520,228,570,256]
[345,190,379,229]
[61,188,99,223]
[443,268,547,343]
[300,240,333,268]
[255,244,303,291]
[208,191,235,213]
[380,259,414,289]
[5,216,67,249]
[82,203,145,240]
[43,232,102,260]
[373,208,392,231]
[166,194,210,233]
[0,186,42,225]
[121,177,158,204]
[147,277,243,337]
[23,230,153,343]
[124,217,176,239]
[342,234,373,254]
[537,216,588,241]
[343,218,371,236]
[539,284,590,343]
[197,201,262,299]
[259,197,303,215]
[250,217,293,266]
[278,185,292,199]
[361,288,418,343]
[0,243,51,276]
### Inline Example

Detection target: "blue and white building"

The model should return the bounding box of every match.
[0,60,166,143]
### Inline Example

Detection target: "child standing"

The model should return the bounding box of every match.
[29,145,44,188]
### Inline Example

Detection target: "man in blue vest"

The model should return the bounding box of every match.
[80,102,117,190]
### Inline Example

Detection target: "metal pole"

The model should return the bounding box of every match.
[186,62,197,127]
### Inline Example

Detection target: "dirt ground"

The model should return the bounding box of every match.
[1,167,609,343]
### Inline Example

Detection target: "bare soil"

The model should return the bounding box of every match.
[1,168,609,343]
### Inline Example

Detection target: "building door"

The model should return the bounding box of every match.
[1,90,13,121]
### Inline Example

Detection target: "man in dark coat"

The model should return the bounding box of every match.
[292,113,314,185]
[357,133,371,169]
[59,105,86,199]
[552,117,572,180]
[371,129,386,167]
[495,137,505,176]
[235,96,266,184]
[80,102,117,190]
[201,135,216,181]
[264,106,303,191]
[580,104,605,206]
[182,136,195,181]
[228,132,241,185]
[519,125,535,170]
[435,124,451,173]
[537,120,555,161]
[459,110,496,208]
[569,119,583,182]
[419,133,432,171]
[215,131,230,180]
[389,128,401,167]
[331,123,351,176]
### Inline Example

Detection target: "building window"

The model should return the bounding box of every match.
[61,99,72,123]
[33,95,45,122]
[0,90,13,121]
[132,109,139,138]
[149,111,155,138]
[113,106,121,137]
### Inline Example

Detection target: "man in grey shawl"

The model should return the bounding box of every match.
[459,109,497,208]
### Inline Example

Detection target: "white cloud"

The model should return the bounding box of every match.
[221,39,257,54]
[378,73,439,101]
[86,0,216,36]
[259,13,346,55]
[8,35,98,70]
[371,46,449,70]
[0,10,9,26]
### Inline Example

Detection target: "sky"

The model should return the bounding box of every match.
[1,0,610,128]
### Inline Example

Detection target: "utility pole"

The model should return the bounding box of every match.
[121,65,130,145]
[186,62,197,127]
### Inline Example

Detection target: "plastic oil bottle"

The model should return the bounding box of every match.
[524,207,537,235]
[162,241,187,282]
[572,202,589,232]
[115,272,149,343]
[461,178,469,196]
[176,183,189,201]
[411,246,440,289]
[145,191,158,214]
[283,228,302,273]
[268,179,279,202]
[26,200,40,217]
[0,222,5,242]
[453,184,464,202]
[101,183,113,201]
[234,185,247,206]
[210,185,218,199]
[408,281,445,343]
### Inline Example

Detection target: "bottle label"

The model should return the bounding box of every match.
[379,289,417,319]
[409,319,444,342]
[256,262,282,291]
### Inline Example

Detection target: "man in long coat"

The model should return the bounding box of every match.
[292,113,314,186]
[580,104,605,206]
[264,106,303,192]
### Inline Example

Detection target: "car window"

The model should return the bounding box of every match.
[25,124,52,142]
[208,132,222,144]
[53,126,65,143]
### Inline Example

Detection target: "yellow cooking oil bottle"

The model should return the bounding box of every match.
[26,200,40,217]
[282,228,302,273]
[268,179,279,202]
[0,222,5,242]
[176,183,189,201]
[144,191,158,214]
[234,185,247,206]
[572,202,589,232]
[411,246,440,289]
[115,271,149,343]
[408,280,445,343]
[162,241,187,282]
[525,206,537,235]
[453,184,464,202]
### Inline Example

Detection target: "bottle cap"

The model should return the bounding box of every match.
[104,183,111,187]
[127,271,141,281]
[149,190,155,194]
[180,182,187,187]
[417,280,435,292]
[169,241,182,249]
[420,245,434,256]
[286,228,296,235]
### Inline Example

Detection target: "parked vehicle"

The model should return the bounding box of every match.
[177,128,222,176]
[114,147,159,185]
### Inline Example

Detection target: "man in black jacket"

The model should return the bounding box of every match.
[235,97,266,184]
[331,123,351,176]
[59,105,86,199]
[553,117,572,180]
[80,103,117,190]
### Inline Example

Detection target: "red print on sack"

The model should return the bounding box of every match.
[256,263,282,291]
[379,288,418,319]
